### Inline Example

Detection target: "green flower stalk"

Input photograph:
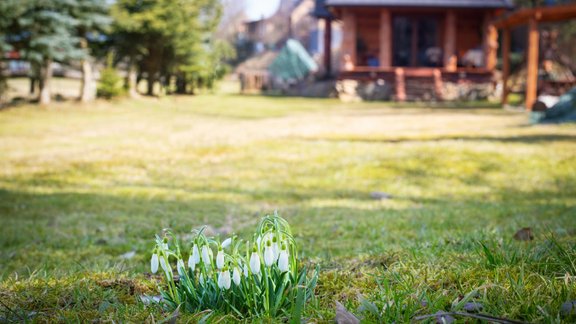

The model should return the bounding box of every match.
[146,212,319,320]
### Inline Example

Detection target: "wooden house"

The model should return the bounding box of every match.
[316,0,513,101]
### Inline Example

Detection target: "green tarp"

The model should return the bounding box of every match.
[269,39,318,81]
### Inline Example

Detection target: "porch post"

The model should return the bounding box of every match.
[342,9,357,69]
[379,9,392,68]
[484,12,498,71]
[323,17,333,77]
[444,10,457,71]
[501,28,511,106]
[525,16,539,110]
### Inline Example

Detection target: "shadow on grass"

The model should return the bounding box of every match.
[298,133,576,144]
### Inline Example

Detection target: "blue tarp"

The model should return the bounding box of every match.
[540,87,576,123]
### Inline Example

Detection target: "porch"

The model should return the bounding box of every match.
[324,3,504,101]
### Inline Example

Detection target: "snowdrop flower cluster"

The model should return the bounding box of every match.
[147,212,319,319]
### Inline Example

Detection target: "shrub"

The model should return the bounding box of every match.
[97,55,124,99]
[148,213,319,320]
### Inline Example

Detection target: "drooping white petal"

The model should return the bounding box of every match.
[264,246,274,267]
[224,271,231,289]
[218,270,231,290]
[159,257,168,273]
[201,245,211,265]
[216,250,225,269]
[278,251,289,272]
[151,254,159,274]
[188,254,195,271]
[243,264,249,277]
[192,244,200,264]
[272,242,279,261]
[159,257,171,278]
[221,238,232,249]
[250,252,261,274]
[233,267,241,286]
[177,259,185,276]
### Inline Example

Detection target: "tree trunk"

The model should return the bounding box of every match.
[79,58,95,103]
[147,72,155,96]
[176,73,187,94]
[0,62,7,106]
[79,38,95,103]
[29,63,39,95]
[39,59,52,106]
[29,77,36,95]
[126,59,139,98]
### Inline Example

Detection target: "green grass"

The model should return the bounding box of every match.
[1,88,576,322]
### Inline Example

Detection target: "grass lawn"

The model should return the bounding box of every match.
[1,91,575,322]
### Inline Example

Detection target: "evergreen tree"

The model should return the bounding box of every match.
[112,0,226,96]
[70,0,111,103]
[0,0,23,104]
[17,0,84,105]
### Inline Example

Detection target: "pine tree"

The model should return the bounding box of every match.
[0,0,23,104]
[18,0,84,105]
[70,0,111,103]
[111,0,226,96]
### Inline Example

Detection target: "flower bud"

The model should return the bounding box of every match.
[150,253,159,274]
[221,238,232,249]
[201,245,211,266]
[192,244,200,264]
[278,250,289,272]
[232,267,241,286]
[177,259,185,276]
[250,251,261,274]
[218,269,231,290]
[264,241,274,267]
[216,249,225,269]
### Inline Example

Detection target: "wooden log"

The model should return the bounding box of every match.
[411,20,418,67]
[525,17,539,111]
[324,17,332,77]
[484,12,498,71]
[501,28,511,105]
[433,68,443,100]
[444,10,457,72]
[395,67,406,102]
[379,9,392,68]
[342,9,357,69]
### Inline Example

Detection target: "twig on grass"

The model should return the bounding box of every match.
[413,311,527,324]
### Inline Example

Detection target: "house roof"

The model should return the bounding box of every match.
[323,0,513,8]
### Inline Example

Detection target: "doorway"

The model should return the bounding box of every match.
[392,15,441,67]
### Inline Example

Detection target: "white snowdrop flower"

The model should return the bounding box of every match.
[150,252,159,274]
[256,236,262,250]
[177,259,185,276]
[250,248,261,274]
[221,238,232,249]
[187,254,195,271]
[232,267,241,286]
[264,241,274,267]
[201,245,211,266]
[243,264,249,277]
[216,249,225,269]
[278,248,289,272]
[192,244,200,264]
[272,236,279,261]
[159,256,169,273]
[218,269,231,290]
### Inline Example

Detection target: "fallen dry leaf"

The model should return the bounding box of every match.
[513,227,534,241]
[335,301,360,324]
